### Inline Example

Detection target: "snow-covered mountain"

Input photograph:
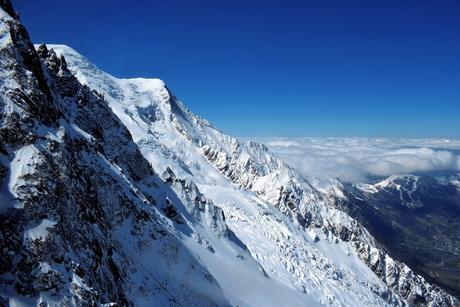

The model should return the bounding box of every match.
[348,174,460,298]
[248,137,460,296]
[0,1,457,305]
[44,41,458,306]
[0,4,233,306]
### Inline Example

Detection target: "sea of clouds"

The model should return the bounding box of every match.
[249,138,460,183]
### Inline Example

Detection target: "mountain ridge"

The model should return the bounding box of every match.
[47,42,457,305]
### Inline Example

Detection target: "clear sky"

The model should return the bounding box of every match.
[15,0,460,137]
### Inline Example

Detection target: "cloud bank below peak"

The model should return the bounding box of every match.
[248,138,460,183]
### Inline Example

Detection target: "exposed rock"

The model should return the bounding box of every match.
[0,2,230,305]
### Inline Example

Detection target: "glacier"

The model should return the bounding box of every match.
[45,42,457,306]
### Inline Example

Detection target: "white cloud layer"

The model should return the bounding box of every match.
[248,138,460,183]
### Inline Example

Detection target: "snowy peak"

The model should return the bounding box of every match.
[1,6,234,305]
[46,44,459,306]
[354,174,460,209]
[374,175,419,190]
[44,44,170,104]
[355,175,422,207]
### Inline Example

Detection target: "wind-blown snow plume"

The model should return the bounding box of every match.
[251,137,460,182]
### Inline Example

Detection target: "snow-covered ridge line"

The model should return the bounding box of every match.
[1,4,237,305]
[45,43,458,306]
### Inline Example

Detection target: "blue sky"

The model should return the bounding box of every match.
[16,0,460,137]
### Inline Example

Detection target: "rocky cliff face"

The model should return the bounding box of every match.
[0,3,232,305]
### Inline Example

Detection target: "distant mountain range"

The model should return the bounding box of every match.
[346,174,460,298]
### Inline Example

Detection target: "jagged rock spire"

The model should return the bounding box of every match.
[0,0,17,19]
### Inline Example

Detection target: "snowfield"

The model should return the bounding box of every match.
[42,44,457,306]
[43,44,383,307]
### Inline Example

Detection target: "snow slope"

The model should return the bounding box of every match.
[1,5,234,305]
[46,44,458,306]
[47,45,385,306]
